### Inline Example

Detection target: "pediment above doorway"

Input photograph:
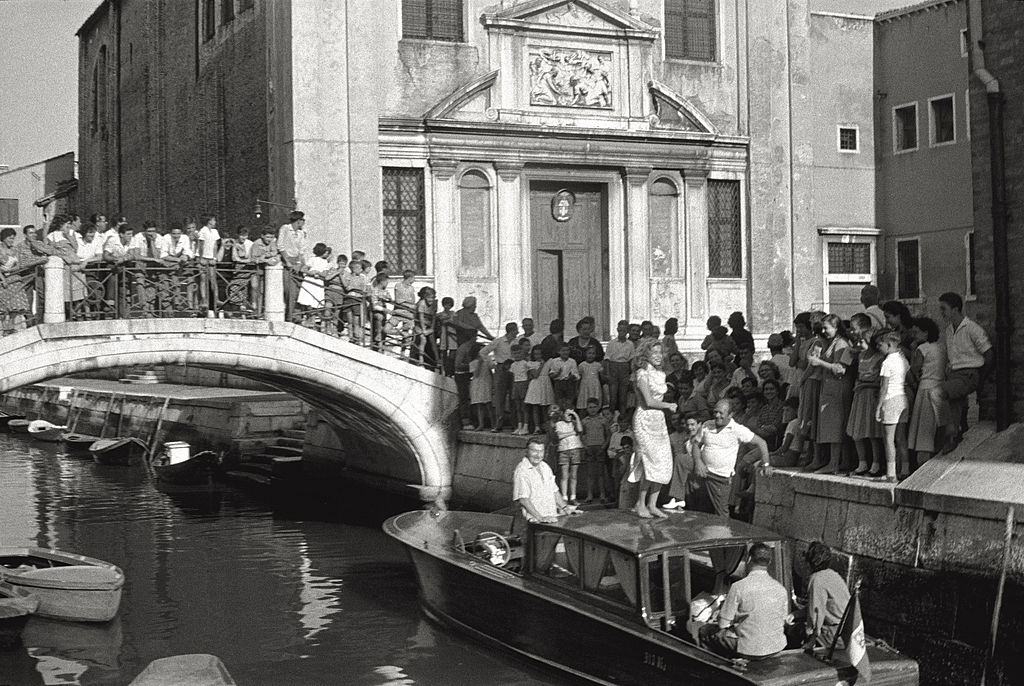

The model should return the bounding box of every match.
[481,0,658,40]
[423,70,499,121]
[648,81,718,134]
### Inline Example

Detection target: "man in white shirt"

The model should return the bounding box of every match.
[513,438,574,523]
[521,317,546,348]
[938,291,993,453]
[196,215,220,316]
[691,399,770,517]
[277,210,308,320]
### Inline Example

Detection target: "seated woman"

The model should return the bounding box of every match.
[802,542,850,649]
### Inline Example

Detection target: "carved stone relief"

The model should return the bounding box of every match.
[528,47,612,109]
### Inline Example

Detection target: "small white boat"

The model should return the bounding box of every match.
[7,418,31,434]
[28,419,69,442]
[0,580,39,649]
[129,654,236,686]
[0,548,124,622]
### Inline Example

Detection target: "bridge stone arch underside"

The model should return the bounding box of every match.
[0,320,459,503]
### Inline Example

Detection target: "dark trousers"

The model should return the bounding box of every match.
[704,473,732,517]
[492,364,512,428]
[454,372,473,426]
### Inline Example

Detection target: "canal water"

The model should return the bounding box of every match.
[0,434,563,685]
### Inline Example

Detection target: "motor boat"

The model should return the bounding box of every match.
[28,419,69,443]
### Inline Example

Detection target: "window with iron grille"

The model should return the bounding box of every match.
[930,95,955,145]
[966,231,976,296]
[665,0,716,62]
[707,180,741,278]
[382,168,426,275]
[203,0,216,40]
[0,199,18,226]
[222,0,234,24]
[893,103,917,152]
[828,242,870,275]
[838,127,858,152]
[402,0,464,42]
[897,239,920,300]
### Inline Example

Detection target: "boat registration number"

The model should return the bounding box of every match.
[643,651,666,672]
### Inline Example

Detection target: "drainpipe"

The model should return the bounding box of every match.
[968,0,1012,430]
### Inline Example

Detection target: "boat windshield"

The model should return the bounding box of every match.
[531,531,639,610]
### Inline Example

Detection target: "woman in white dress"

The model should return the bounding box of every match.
[907,317,947,465]
[630,339,677,518]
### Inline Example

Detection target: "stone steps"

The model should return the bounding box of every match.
[263,445,303,458]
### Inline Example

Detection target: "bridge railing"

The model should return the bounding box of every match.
[0,264,43,336]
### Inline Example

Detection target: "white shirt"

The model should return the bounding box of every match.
[770,353,797,388]
[512,457,559,522]
[525,331,545,348]
[880,352,909,401]
[695,419,757,478]
[165,234,193,259]
[945,316,991,371]
[77,236,103,262]
[197,225,220,260]
[238,238,253,259]
[605,338,635,364]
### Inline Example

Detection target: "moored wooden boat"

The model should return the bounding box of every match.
[90,437,148,465]
[384,509,919,686]
[0,581,39,649]
[8,419,31,434]
[0,548,124,622]
[129,654,237,686]
[28,419,69,442]
[0,413,26,432]
[152,450,219,486]
[62,433,101,453]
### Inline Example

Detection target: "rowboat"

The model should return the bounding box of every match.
[0,413,26,431]
[152,450,219,487]
[130,654,237,686]
[90,437,148,465]
[8,419,31,434]
[0,548,124,622]
[28,419,69,442]
[62,433,101,453]
[0,580,39,649]
[384,509,919,685]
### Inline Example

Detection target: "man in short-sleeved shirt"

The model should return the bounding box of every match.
[938,291,993,452]
[701,543,789,659]
[692,399,769,516]
[513,439,572,523]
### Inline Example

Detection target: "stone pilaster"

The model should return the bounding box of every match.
[684,171,710,330]
[495,162,525,326]
[429,159,460,302]
[624,167,652,322]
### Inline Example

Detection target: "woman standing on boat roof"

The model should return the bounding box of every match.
[629,339,677,518]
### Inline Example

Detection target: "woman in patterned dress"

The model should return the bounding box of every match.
[630,338,678,519]
[0,227,33,331]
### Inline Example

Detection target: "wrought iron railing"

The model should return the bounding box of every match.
[0,264,43,336]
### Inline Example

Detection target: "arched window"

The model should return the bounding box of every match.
[649,178,679,277]
[459,170,491,276]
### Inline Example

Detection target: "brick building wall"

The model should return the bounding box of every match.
[77,0,268,230]
[970,0,1024,421]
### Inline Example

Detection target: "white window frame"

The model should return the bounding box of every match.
[837,125,860,154]
[960,28,968,57]
[965,231,976,301]
[895,237,923,304]
[892,102,919,154]
[818,228,878,313]
[928,93,957,147]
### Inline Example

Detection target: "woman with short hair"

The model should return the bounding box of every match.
[803,542,850,649]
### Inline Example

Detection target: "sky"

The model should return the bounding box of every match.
[0,0,919,172]
[0,0,97,170]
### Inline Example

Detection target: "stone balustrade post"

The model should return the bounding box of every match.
[264,263,285,322]
[43,256,66,324]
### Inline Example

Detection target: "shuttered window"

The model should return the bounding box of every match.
[382,168,427,275]
[897,239,921,300]
[402,0,464,42]
[665,0,716,62]
[0,199,18,226]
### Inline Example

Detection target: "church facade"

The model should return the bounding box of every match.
[79,0,832,341]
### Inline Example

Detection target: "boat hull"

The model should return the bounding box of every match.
[0,414,26,432]
[0,582,39,649]
[91,438,148,466]
[8,419,31,434]
[0,549,124,623]
[153,452,218,486]
[386,511,918,686]
[29,428,66,442]
[63,434,100,453]
[9,583,121,623]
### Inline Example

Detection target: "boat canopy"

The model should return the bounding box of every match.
[530,510,782,557]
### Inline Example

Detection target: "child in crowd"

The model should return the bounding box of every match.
[690,360,709,399]
[469,343,493,430]
[392,269,417,356]
[342,258,368,344]
[730,352,756,389]
[509,344,532,435]
[553,406,584,504]
[368,271,391,352]
[906,317,945,467]
[524,346,554,434]
[324,254,348,335]
[235,226,253,260]
[435,297,456,376]
[603,320,634,418]
[548,343,580,410]
[580,398,610,503]
[875,329,910,481]
[846,313,884,476]
[614,435,636,510]
[770,397,802,467]
[576,346,604,410]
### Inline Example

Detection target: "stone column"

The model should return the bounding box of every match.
[429,159,460,303]
[624,167,652,322]
[264,263,285,322]
[495,162,524,327]
[684,172,709,331]
[43,256,66,324]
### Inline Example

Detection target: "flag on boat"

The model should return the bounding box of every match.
[839,587,871,684]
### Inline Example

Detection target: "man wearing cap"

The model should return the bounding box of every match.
[452,296,493,346]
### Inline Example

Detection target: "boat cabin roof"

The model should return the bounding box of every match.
[530,509,781,557]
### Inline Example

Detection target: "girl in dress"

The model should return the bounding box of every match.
[846,313,884,476]
[576,346,604,410]
[629,339,678,519]
[297,243,331,324]
[469,343,493,430]
[793,312,825,467]
[554,407,585,504]
[368,271,391,352]
[524,346,553,433]
[806,313,856,474]
[906,317,946,467]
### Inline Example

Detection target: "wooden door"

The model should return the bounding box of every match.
[529,182,609,338]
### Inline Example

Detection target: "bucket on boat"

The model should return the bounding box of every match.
[164,441,191,465]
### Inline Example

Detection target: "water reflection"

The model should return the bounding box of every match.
[0,434,563,685]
